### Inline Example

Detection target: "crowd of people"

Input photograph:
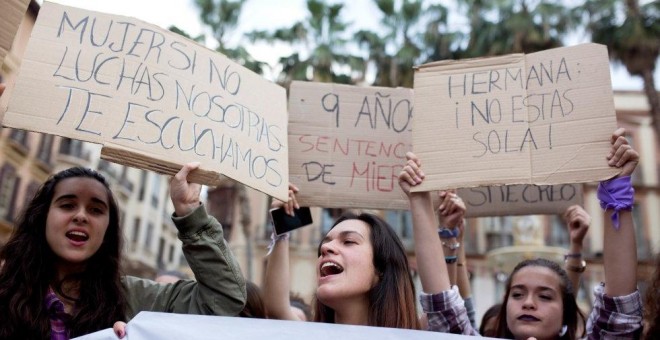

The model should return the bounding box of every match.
[0,78,656,339]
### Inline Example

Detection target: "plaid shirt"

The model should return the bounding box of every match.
[587,283,643,340]
[421,285,479,335]
[45,289,70,340]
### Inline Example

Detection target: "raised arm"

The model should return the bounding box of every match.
[399,154,451,294]
[587,128,643,339]
[436,190,463,287]
[263,184,302,321]
[563,205,590,293]
[601,129,639,295]
[123,162,247,318]
[399,152,477,335]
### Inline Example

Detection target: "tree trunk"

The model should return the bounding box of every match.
[641,68,660,144]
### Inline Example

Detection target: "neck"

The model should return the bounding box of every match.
[55,260,86,282]
[331,296,371,326]
[52,261,85,307]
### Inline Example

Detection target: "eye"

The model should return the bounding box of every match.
[343,239,357,245]
[59,203,75,210]
[90,207,106,215]
[539,294,553,301]
[510,292,523,299]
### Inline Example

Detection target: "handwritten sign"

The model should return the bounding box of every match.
[74,311,489,340]
[459,183,583,217]
[412,44,618,192]
[288,81,412,210]
[0,0,30,67]
[2,2,289,201]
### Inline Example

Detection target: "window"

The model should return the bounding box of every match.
[150,174,161,208]
[484,216,514,251]
[157,237,166,267]
[549,215,569,248]
[320,208,343,238]
[0,164,20,222]
[9,129,28,148]
[168,244,175,263]
[37,134,54,164]
[145,223,154,249]
[385,210,413,239]
[132,217,141,244]
[59,138,85,159]
[23,181,40,213]
[138,170,147,201]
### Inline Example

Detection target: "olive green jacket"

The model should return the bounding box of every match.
[121,204,246,320]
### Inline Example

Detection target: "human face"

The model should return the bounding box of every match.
[317,219,379,308]
[46,177,110,270]
[506,266,564,340]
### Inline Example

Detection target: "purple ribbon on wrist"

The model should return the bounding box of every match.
[266,230,289,256]
[597,176,634,230]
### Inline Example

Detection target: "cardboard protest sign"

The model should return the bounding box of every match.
[3,2,289,201]
[459,183,583,217]
[0,0,30,67]
[413,43,618,192]
[74,311,491,339]
[288,81,412,210]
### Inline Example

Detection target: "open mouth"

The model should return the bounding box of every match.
[517,314,540,322]
[66,230,89,242]
[320,261,344,277]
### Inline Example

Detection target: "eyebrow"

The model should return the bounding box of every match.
[321,230,365,245]
[511,284,557,293]
[54,194,109,209]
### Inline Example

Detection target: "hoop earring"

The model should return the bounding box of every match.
[559,325,568,337]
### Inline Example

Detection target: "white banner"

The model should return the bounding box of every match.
[74,311,489,339]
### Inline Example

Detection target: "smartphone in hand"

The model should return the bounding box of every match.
[270,206,313,236]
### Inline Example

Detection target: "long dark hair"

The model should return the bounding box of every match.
[313,212,419,329]
[0,167,127,338]
[495,258,585,340]
[239,281,266,319]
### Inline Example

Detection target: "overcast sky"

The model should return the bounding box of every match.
[44,0,658,91]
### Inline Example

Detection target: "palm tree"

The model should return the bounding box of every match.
[577,0,660,140]
[248,0,356,85]
[457,0,576,57]
[192,0,267,74]
[356,0,455,88]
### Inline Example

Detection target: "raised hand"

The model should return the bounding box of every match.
[398,152,424,197]
[170,162,202,217]
[438,190,466,229]
[271,183,299,216]
[564,205,590,247]
[607,128,639,177]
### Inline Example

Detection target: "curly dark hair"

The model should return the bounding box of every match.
[495,258,586,340]
[313,212,420,329]
[0,167,127,338]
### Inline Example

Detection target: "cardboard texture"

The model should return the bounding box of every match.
[413,44,619,192]
[288,81,412,210]
[459,183,583,217]
[0,0,30,67]
[2,2,289,201]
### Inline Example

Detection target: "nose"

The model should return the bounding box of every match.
[72,208,88,224]
[320,240,337,256]
[522,294,536,310]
